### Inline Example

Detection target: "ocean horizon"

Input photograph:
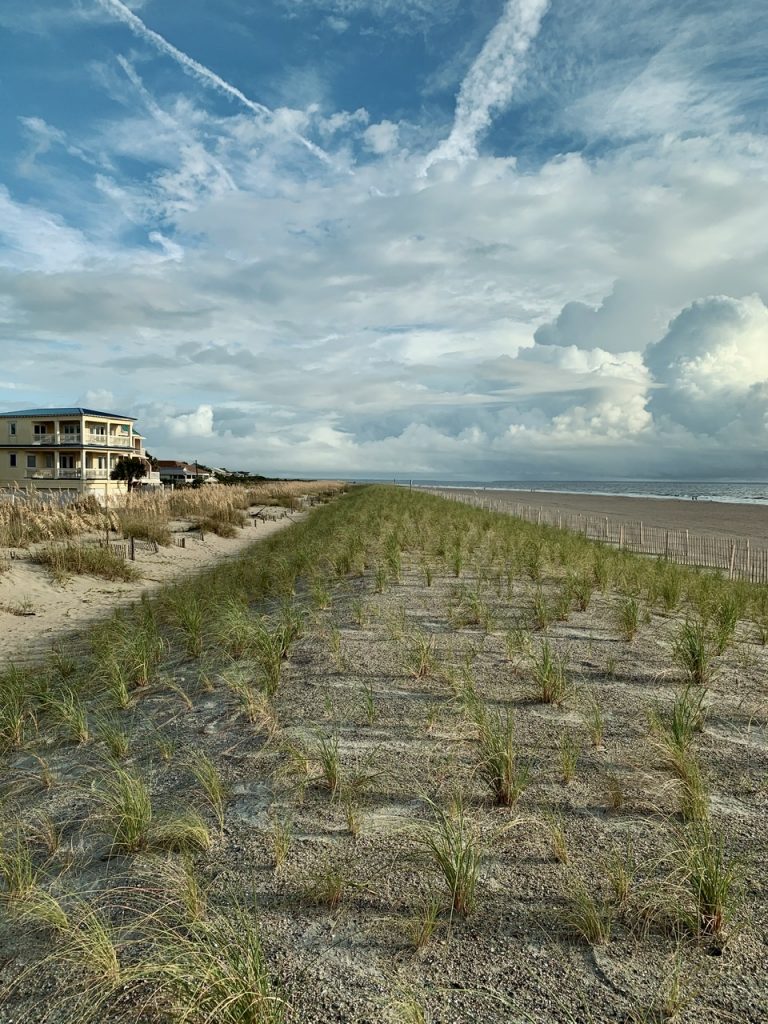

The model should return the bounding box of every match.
[395,480,768,506]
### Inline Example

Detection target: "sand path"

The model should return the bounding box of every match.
[0,513,298,667]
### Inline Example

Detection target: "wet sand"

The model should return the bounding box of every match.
[445,488,768,547]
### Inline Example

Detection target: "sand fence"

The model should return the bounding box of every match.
[425,489,768,584]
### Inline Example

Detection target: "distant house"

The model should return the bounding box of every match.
[156,460,218,486]
[0,407,160,499]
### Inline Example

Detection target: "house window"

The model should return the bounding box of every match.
[9,423,16,436]
[9,453,16,467]
[60,455,75,469]
[44,454,54,468]
[97,456,107,469]
[62,423,80,436]
[33,424,47,436]
[26,455,36,469]
[91,425,106,435]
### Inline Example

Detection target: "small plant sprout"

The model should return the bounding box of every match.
[270,818,292,872]
[530,640,569,705]
[97,769,153,854]
[711,592,741,654]
[546,813,569,864]
[604,774,625,812]
[671,822,740,944]
[188,752,229,831]
[312,731,342,798]
[531,588,553,632]
[559,730,580,784]
[414,797,481,917]
[651,686,707,757]
[476,710,531,807]
[151,907,285,1024]
[391,990,431,1024]
[672,620,714,687]
[406,894,442,950]
[581,692,605,748]
[406,631,438,679]
[563,875,613,945]
[0,833,38,899]
[309,859,347,910]
[361,682,378,726]
[15,885,70,934]
[604,842,636,908]
[96,715,131,760]
[617,596,641,641]
[343,796,362,838]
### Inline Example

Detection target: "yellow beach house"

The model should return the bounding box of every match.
[0,407,160,500]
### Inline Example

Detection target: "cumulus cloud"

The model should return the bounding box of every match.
[167,404,215,439]
[645,294,768,438]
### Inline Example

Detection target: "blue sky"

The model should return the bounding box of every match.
[1,0,767,478]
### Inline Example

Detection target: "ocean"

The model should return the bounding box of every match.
[405,480,768,506]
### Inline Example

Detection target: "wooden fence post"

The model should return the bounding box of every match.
[664,530,670,561]
[729,541,736,580]
[130,536,136,561]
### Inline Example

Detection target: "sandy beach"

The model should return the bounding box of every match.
[445,487,768,546]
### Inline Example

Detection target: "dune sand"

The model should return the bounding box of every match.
[0,512,296,666]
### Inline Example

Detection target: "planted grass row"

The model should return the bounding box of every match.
[0,485,761,1022]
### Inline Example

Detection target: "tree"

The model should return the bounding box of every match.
[111,456,148,492]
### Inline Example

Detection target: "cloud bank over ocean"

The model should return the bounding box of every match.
[0,0,766,478]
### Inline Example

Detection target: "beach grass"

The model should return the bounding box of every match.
[0,483,764,1022]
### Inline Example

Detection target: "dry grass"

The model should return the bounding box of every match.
[0,481,345,549]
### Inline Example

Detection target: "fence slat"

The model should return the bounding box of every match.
[424,489,768,583]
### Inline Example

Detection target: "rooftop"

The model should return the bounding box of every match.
[1,408,136,420]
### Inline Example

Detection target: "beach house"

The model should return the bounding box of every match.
[0,407,160,500]
[156,460,218,486]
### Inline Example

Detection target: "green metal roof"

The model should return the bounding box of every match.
[1,408,136,420]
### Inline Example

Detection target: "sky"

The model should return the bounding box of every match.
[1,0,767,480]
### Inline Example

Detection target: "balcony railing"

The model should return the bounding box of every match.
[31,434,56,445]
[26,469,56,479]
[58,468,82,479]
[85,469,110,479]
[85,433,132,447]
[59,434,82,445]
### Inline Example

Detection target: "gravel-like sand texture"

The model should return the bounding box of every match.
[0,490,766,1023]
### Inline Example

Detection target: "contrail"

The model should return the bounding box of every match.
[117,56,237,193]
[96,0,329,162]
[423,0,549,172]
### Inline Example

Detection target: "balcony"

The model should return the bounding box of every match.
[58,468,82,479]
[31,434,56,445]
[26,469,56,479]
[85,468,110,479]
[85,432,132,448]
[59,433,82,445]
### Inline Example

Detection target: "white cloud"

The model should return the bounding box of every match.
[94,0,330,163]
[424,0,550,170]
[2,1,768,479]
[363,120,399,155]
[166,404,215,439]
[645,294,768,438]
